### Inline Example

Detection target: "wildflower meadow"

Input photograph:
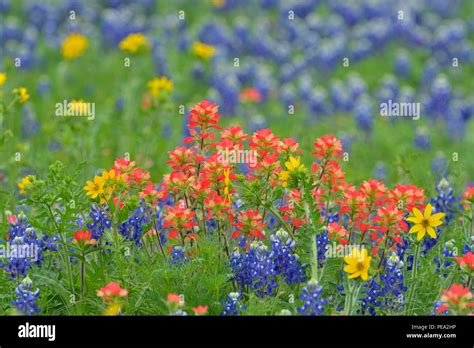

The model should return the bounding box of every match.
[1,0,473,329]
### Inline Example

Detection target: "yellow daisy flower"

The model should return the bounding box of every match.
[344,248,372,281]
[279,170,290,187]
[285,156,305,172]
[103,302,122,316]
[406,203,445,241]
[192,42,216,60]
[212,0,225,8]
[147,76,173,97]
[223,167,231,199]
[18,175,33,194]
[61,33,88,60]
[0,73,6,87]
[84,176,104,199]
[13,87,30,103]
[68,99,88,114]
[119,33,151,54]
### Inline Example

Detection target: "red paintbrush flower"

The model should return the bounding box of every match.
[167,293,184,306]
[437,284,473,315]
[232,209,266,240]
[163,205,197,239]
[187,100,221,131]
[192,305,208,315]
[221,126,248,145]
[240,87,262,103]
[455,252,474,272]
[97,282,128,301]
[312,135,343,160]
[73,230,96,245]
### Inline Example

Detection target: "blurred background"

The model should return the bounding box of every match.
[0,0,473,208]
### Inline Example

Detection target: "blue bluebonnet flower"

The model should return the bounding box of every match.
[320,208,339,224]
[347,73,367,100]
[221,292,246,316]
[0,0,11,13]
[169,246,187,266]
[399,86,416,104]
[1,215,58,279]
[413,127,431,151]
[374,162,388,181]
[395,237,412,271]
[421,59,439,87]
[230,242,278,298]
[394,51,411,77]
[119,204,149,247]
[461,236,474,254]
[317,231,329,267]
[330,80,352,112]
[360,279,382,315]
[377,75,399,104]
[433,240,456,278]
[432,153,448,178]
[198,21,231,49]
[152,46,168,76]
[22,107,40,139]
[100,8,147,48]
[115,97,124,112]
[211,73,240,117]
[297,279,328,316]
[430,178,459,224]
[248,114,267,133]
[86,205,112,241]
[270,230,306,285]
[446,101,468,139]
[205,218,217,234]
[12,277,41,315]
[428,75,451,115]
[36,76,51,96]
[237,235,247,249]
[338,134,354,154]
[354,96,373,134]
[378,253,407,311]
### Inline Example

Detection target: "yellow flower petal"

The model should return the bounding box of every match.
[361,249,368,258]
[429,212,445,223]
[348,271,361,279]
[344,255,355,264]
[409,224,423,234]
[423,203,433,219]
[416,228,426,241]
[412,207,424,220]
[361,270,369,281]
[426,226,436,239]
[344,265,357,273]
[429,219,443,227]
[406,216,422,224]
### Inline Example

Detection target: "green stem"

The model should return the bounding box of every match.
[235,183,294,237]
[6,96,20,111]
[311,231,318,281]
[406,242,420,314]
[151,211,166,258]
[80,252,85,296]
[45,203,75,294]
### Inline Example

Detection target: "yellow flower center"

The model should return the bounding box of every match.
[356,260,365,271]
